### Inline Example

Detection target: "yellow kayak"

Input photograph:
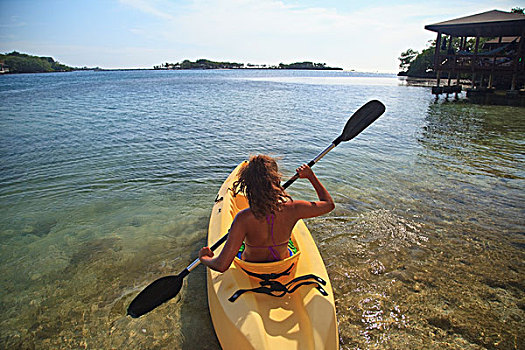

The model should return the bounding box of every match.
[207,161,339,349]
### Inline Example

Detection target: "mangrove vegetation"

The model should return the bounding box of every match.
[0,51,73,74]
[154,59,342,70]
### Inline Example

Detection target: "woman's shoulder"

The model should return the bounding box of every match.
[236,208,252,219]
[282,199,312,209]
[235,208,259,223]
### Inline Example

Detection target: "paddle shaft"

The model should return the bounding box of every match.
[127,100,385,318]
[186,100,386,270]
[281,142,338,189]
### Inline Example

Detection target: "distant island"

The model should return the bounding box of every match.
[0,51,75,74]
[0,52,343,74]
[154,59,343,70]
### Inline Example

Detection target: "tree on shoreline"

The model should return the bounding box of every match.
[398,41,437,78]
[398,49,418,73]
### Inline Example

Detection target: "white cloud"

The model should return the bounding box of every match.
[0,15,27,29]
[92,0,525,71]
[118,0,176,20]
[150,0,444,71]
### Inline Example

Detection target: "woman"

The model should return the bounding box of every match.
[199,155,334,272]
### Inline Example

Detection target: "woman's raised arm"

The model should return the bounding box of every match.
[292,164,335,219]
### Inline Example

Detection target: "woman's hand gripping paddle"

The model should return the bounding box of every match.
[126,100,386,318]
[281,99,386,188]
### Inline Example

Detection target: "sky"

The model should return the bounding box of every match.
[0,0,522,73]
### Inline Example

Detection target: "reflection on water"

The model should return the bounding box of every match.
[245,76,399,86]
[319,101,524,349]
[421,103,523,180]
[0,71,524,349]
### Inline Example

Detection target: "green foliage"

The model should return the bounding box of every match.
[398,49,418,71]
[0,51,73,73]
[278,61,342,70]
[154,59,342,70]
[407,46,436,77]
[511,7,524,14]
[399,36,495,77]
[398,41,437,77]
[156,59,245,69]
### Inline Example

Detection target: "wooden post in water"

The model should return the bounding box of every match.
[457,36,463,91]
[447,35,453,95]
[511,30,525,91]
[435,32,442,89]
[471,36,480,88]
[488,36,502,90]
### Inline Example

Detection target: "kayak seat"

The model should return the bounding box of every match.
[228,263,328,302]
[233,238,301,283]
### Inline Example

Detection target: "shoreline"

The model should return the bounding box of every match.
[0,68,398,76]
[0,67,346,74]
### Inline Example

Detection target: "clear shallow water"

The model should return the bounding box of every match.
[0,70,523,349]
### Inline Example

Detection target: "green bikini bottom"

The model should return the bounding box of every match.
[237,239,297,259]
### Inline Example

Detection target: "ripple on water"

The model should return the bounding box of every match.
[1,70,523,349]
[312,205,524,349]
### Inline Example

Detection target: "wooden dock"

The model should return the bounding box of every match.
[425,10,525,105]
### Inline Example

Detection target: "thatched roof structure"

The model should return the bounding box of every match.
[425,10,525,37]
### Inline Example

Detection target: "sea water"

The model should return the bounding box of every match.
[0,70,523,349]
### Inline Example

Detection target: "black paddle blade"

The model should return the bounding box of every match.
[334,100,385,145]
[127,274,184,318]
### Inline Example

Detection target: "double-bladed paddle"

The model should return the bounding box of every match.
[127,99,386,318]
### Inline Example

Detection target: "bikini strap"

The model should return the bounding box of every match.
[244,241,289,248]
[243,214,287,261]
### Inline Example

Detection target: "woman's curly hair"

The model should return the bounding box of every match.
[232,155,291,219]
